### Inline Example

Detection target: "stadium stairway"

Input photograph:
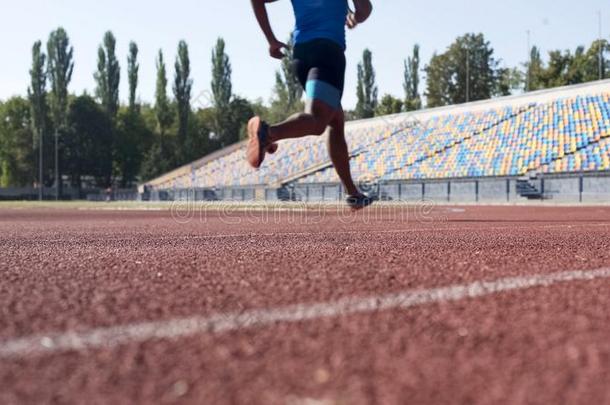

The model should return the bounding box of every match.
[516,177,544,199]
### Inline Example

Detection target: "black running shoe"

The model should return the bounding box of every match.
[346,193,375,210]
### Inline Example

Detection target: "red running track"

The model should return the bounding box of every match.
[0,205,609,404]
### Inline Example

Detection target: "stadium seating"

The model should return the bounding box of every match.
[299,93,610,184]
[146,83,610,193]
[189,119,400,188]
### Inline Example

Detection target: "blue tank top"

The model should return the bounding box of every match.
[291,0,348,49]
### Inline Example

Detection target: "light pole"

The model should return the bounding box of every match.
[39,131,43,201]
[55,129,59,201]
[526,30,531,92]
[38,101,44,201]
[599,11,603,81]
[466,46,470,103]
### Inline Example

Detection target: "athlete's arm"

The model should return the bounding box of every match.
[347,0,373,29]
[250,0,287,59]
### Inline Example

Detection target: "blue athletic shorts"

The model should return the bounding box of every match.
[293,38,346,110]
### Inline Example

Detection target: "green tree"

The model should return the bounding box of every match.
[525,46,545,91]
[425,33,499,107]
[211,38,233,146]
[496,67,524,96]
[185,107,216,161]
[114,41,147,187]
[155,50,173,138]
[141,51,175,180]
[127,41,139,112]
[355,48,378,119]
[115,107,150,187]
[525,41,610,93]
[140,135,177,181]
[229,96,255,142]
[425,52,452,107]
[543,50,571,88]
[375,94,403,116]
[0,97,35,187]
[403,44,422,111]
[64,95,113,192]
[270,37,303,122]
[173,40,193,161]
[94,31,120,119]
[27,41,48,197]
[566,46,588,85]
[47,27,74,198]
[580,40,609,82]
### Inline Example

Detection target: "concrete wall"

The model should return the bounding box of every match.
[543,178,580,202]
[423,182,448,202]
[448,181,476,203]
[582,177,610,203]
[478,179,510,202]
[400,184,425,201]
[144,172,610,204]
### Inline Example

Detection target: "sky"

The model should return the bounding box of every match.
[1,0,609,109]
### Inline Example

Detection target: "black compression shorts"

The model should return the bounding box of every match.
[293,38,346,109]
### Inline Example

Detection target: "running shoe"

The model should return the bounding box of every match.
[246,116,270,168]
[346,193,375,210]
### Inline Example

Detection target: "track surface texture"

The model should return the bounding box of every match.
[1,204,609,405]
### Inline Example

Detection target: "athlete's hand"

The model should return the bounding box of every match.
[346,12,359,29]
[348,0,373,27]
[269,39,288,59]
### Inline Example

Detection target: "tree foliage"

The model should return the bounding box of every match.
[376,94,403,116]
[28,41,48,189]
[173,40,193,159]
[0,98,35,187]
[355,49,378,119]
[496,67,524,97]
[526,46,545,91]
[269,37,303,122]
[28,41,47,143]
[47,27,74,195]
[115,107,150,187]
[154,50,173,137]
[64,95,113,189]
[425,33,499,107]
[94,31,120,119]
[211,38,233,146]
[47,27,74,130]
[403,44,422,111]
[526,40,610,92]
[127,41,139,112]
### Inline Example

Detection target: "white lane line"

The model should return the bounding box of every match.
[1,267,609,359]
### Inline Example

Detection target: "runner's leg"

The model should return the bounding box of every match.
[267,98,337,143]
[327,108,359,195]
